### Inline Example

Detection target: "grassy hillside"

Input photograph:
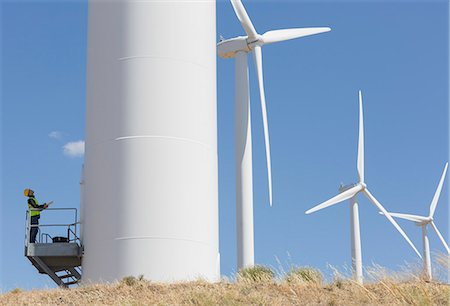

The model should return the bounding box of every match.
[1,278,449,306]
[2,260,450,306]
[2,256,449,305]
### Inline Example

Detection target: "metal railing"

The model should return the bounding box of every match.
[25,208,81,247]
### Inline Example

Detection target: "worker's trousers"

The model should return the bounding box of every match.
[30,215,40,243]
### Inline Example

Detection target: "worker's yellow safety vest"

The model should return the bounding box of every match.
[28,197,41,217]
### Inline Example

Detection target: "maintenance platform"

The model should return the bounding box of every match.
[24,208,82,287]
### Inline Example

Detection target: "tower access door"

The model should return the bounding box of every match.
[24,208,83,288]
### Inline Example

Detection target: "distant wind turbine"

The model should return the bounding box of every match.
[380,162,449,281]
[305,91,422,284]
[218,0,331,270]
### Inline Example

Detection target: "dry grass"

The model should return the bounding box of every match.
[237,265,275,283]
[285,266,323,285]
[2,257,449,306]
[0,277,448,306]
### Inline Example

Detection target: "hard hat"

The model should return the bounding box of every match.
[23,188,33,197]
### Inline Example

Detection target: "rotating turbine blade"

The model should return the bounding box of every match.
[261,27,331,45]
[357,90,364,183]
[230,0,258,39]
[378,212,429,223]
[305,184,362,214]
[252,45,272,206]
[430,221,450,254]
[429,162,448,218]
[363,189,422,258]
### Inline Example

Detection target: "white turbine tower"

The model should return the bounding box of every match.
[305,91,422,284]
[381,162,449,281]
[83,0,219,283]
[218,0,331,270]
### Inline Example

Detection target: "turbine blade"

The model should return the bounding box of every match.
[252,45,272,206]
[429,162,448,218]
[357,90,364,183]
[430,221,450,254]
[363,189,422,258]
[261,27,331,45]
[230,0,258,39]
[305,185,362,214]
[378,212,428,223]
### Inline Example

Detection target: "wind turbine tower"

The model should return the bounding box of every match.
[382,162,449,281]
[305,91,422,284]
[82,0,219,283]
[218,0,330,270]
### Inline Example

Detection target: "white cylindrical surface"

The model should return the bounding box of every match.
[83,0,219,283]
[79,164,85,243]
[235,51,254,270]
[349,196,363,284]
[422,225,432,281]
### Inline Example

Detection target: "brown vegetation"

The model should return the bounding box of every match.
[2,258,449,305]
[1,277,448,305]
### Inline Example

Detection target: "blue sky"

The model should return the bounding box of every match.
[1,0,448,291]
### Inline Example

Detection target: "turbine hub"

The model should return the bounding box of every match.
[247,34,263,48]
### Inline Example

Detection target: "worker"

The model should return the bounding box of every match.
[24,188,50,243]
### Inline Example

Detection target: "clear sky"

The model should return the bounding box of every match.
[1,0,448,291]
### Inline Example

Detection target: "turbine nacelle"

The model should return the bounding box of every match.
[217,36,250,58]
[216,33,266,59]
[412,216,433,227]
[338,182,366,194]
[338,182,360,193]
[414,219,431,227]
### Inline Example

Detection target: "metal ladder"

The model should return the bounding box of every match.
[27,255,82,287]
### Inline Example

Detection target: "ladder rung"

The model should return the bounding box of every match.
[58,274,74,279]
[65,280,79,286]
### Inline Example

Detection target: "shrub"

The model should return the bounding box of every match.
[285,267,323,284]
[237,265,275,283]
[121,275,145,286]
